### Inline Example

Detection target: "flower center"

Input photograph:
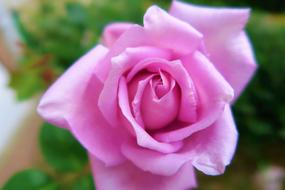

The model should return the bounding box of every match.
[140,71,180,130]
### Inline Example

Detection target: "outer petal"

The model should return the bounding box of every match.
[170,1,256,98]
[121,105,237,177]
[37,45,108,129]
[102,22,134,47]
[144,5,203,55]
[37,45,127,166]
[170,1,250,38]
[90,155,197,190]
[69,75,128,166]
[208,32,257,99]
[96,7,204,82]
[188,105,238,175]
[121,140,191,176]
[94,25,150,82]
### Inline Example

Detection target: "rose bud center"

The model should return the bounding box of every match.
[140,71,180,130]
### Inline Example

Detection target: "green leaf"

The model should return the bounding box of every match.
[70,175,95,190]
[40,123,88,172]
[2,169,58,190]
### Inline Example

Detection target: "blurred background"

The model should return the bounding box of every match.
[0,0,284,189]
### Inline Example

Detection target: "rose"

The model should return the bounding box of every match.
[37,1,256,190]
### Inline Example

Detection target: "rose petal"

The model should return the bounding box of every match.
[144,5,203,55]
[190,105,238,175]
[170,1,250,39]
[141,77,180,130]
[118,77,183,154]
[154,70,170,98]
[94,25,150,82]
[121,140,191,176]
[129,74,155,127]
[170,1,256,98]
[90,155,197,190]
[37,45,127,165]
[154,51,234,142]
[208,32,257,99]
[102,22,134,47]
[98,46,171,127]
[127,58,198,124]
[71,75,129,166]
[38,45,108,129]
[122,105,237,176]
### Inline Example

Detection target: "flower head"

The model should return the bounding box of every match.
[38,1,256,189]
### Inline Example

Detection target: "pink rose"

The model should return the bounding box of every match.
[38,1,256,190]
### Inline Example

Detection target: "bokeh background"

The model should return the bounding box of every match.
[0,0,284,189]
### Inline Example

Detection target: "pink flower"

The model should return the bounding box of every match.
[38,1,256,190]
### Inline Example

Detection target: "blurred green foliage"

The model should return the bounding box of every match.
[2,169,59,190]
[40,123,88,172]
[2,124,94,190]
[70,175,95,190]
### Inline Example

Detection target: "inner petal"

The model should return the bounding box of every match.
[128,72,155,128]
[141,75,180,130]
[151,70,170,99]
[127,58,198,124]
[118,77,183,153]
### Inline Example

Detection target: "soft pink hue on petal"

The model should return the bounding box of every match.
[37,45,127,166]
[94,25,151,82]
[127,58,198,124]
[190,105,238,175]
[128,71,180,129]
[95,14,202,82]
[118,77,183,154]
[37,45,108,129]
[169,1,249,39]
[128,72,180,129]
[154,71,171,98]
[208,32,257,99]
[121,140,192,176]
[70,75,128,166]
[90,155,197,190]
[122,105,237,176]
[98,46,171,127]
[141,76,180,130]
[144,5,203,55]
[102,22,134,47]
[170,1,256,98]
[154,51,234,142]
[128,74,155,127]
